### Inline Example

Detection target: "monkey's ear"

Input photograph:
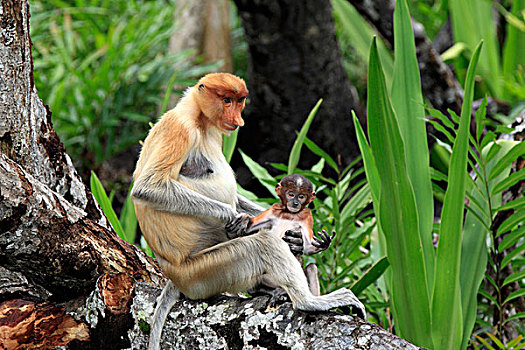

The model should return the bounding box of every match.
[310,192,316,203]
[275,183,282,195]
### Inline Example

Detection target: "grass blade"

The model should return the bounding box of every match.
[432,41,483,350]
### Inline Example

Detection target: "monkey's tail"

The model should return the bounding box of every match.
[148,280,180,350]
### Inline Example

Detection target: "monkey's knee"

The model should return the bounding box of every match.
[304,263,318,275]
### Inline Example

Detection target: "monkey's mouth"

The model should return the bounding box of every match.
[223,122,239,131]
[287,205,301,213]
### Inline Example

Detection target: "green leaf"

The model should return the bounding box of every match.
[239,150,277,198]
[350,256,390,296]
[332,0,394,86]
[303,136,339,173]
[498,225,525,252]
[449,0,502,97]
[502,0,525,99]
[501,245,525,267]
[494,197,525,212]
[433,41,483,350]
[222,128,239,163]
[504,312,525,325]
[340,183,371,222]
[489,142,525,181]
[479,289,499,307]
[392,0,434,293]
[502,269,525,287]
[90,171,126,239]
[474,335,497,350]
[475,98,487,143]
[497,210,525,237]
[485,332,506,350]
[492,168,525,194]
[288,99,322,175]
[504,289,525,305]
[352,112,380,205]
[367,37,431,347]
[119,183,137,244]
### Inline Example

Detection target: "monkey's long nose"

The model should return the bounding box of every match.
[234,115,245,127]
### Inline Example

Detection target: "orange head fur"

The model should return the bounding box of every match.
[194,73,249,134]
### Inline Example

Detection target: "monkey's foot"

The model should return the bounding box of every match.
[294,288,366,319]
[266,287,290,308]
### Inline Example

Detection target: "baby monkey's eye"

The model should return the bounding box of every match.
[223,97,232,104]
[238,97,246,103]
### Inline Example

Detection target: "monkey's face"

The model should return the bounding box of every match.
[218,95,247,134]
[195,73,249,135]
[284,190,309,213]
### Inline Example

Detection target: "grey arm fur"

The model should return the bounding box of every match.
[132,175,236,223]
[236,194,265,216]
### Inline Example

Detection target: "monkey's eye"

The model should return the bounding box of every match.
[287,192,295,198]
[298,194,306,201]
[238,97,246,103]
[223,97,232,104]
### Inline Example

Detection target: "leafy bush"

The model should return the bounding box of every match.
[30,0,215,169]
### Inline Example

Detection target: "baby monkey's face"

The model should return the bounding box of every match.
[285,190,308,213]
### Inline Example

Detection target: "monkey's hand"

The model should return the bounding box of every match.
[307,230,335,255]
[283,230,304,256]
[245,219,273,235]
[225,213,252,239]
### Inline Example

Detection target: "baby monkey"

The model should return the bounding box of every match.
[248,174,334,296]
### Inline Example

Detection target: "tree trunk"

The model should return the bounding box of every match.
[232,0,363,179]
[169,0,232,72]
[0,1,163,347]
[0,1,420,348]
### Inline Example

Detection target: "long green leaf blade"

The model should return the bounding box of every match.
[460,141,514,350]
[90,171,125,239]
[391,0,434,292]
[239,150,278,197]
[449,0,502,97]
[223,128,239,163]
[288,99,322,175]
[351,256,390,296]
[432,41,483,350]
[367,37,431,347]
[332,0,394,86]
[119,184,138,244]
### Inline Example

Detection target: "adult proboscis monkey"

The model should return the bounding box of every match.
[131,73,365,350]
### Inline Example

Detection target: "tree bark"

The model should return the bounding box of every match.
[129,283,424,350]
[0,1,420,348]
[0,1,163,347]
[232,0,363,178]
